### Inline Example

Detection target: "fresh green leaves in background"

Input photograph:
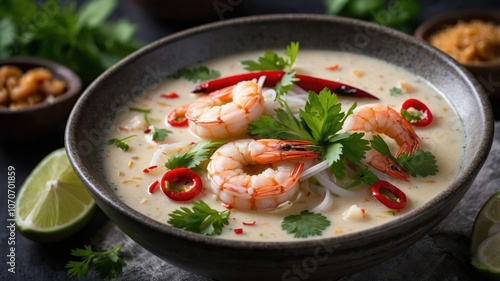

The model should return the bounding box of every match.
[0,0,142,84]
[324,0,421,33]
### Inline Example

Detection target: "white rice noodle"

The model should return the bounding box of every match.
[300,160,330,181]
[261,84,309,116]
[149,141,190,167]
[314,170,359,198]
[310,184,332,213]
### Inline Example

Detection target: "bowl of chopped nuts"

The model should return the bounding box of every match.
[0,57,82,141]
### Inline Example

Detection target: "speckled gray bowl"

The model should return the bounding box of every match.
[65,14,494,281]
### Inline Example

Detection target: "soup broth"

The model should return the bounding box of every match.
[102,50,464,241]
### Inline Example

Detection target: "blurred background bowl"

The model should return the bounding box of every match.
[415,10,500,101]
[0,57,82,141]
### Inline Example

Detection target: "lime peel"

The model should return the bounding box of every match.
[471,192,500,279]
[15,148,96,243]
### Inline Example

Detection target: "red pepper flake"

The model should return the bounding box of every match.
[242,221,256,226]
[143,168,150,173]
[234,228,243,234]
[144,128,151,134]
[161,92,179,99]
[326,64,339,71]
[222,203,233,209]
[143,165,158,173]
[148,180,159,194]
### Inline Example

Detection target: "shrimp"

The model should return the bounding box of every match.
[207,139,318,210]
[363,149,409,181]
[185,80,264,139]
[344,103,420,181]
[344,103,420,157]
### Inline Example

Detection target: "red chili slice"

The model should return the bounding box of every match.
[371,180,407,210]
[234,228,243,234]
[160,168,203,201]
[400,98,433,127]
[148,180,159,194]
[167,106,188,127]
[161,92,179,99]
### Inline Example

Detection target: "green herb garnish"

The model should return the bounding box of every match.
[275,70,300,104]
[0,0,142,84]
[248,88,371,182]
[401,108,424,123]
[164,140,224,170]
[389,87,403,96]
[168,200,231,236]
[107,135,135,152]
[150,127,171,142]
[168,66,221,82]
[65,242,126,280]
[241,41,299,71]
[324,0,421,33]
[281,210,331,238]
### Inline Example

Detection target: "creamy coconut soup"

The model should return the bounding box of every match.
[102,47,464,241]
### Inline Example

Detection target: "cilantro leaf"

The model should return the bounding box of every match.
[397,150,439,177]
[66,243,126,280]
[165,140,224,170]
[389,87,403,96]
[241,42,299,71]
[369,134,397,162]
[401,108,423,123]
[168,66,220,82]
[281,210,331,238]
[275,71,300,102]
[150,126,171,142]
[168,200,231,236]
[107,135,135,152]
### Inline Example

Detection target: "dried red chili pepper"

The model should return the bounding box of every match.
[192,71,378,99]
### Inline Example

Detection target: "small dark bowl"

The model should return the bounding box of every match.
[0,57,82,141]
[66,14,494,281]
[415,10,500,98]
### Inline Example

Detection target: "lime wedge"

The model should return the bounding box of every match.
[471,192,500,279]
[15,148,95,243]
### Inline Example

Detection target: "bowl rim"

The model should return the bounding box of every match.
[0,56,82,113]
[414,9,500,68]
[66,13,494,250]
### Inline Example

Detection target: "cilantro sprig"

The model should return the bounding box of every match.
[168,200,231,236]
[249,88,371,182]
[107,135,135,151]
[241,41,299,71]
[164,140,224,170]
[65,242,126,280]
[281,210,331,238]
[130,107,172,142]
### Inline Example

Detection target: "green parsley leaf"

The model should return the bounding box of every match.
[66,242,126,280]
[168,200,231,236]
[369,134,397,162]
[241,42,299,71]
[281,210,331,238]
[165,140,224,170]
[389,87,403,96]
[107,135,136,152]
[168,66,221,82]
[397,149,439,177]
[150,126,172,142]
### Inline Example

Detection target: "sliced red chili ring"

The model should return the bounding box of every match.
[400,98,433,127]
[160,168,203,201]
[167,106,188,127]
[371,180,407,210]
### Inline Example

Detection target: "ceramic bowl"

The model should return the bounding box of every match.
[65,14,494,280]
[414,10,500,99]
[0,57,82,141]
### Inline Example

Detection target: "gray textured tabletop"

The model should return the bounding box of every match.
[1,0,500,280]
